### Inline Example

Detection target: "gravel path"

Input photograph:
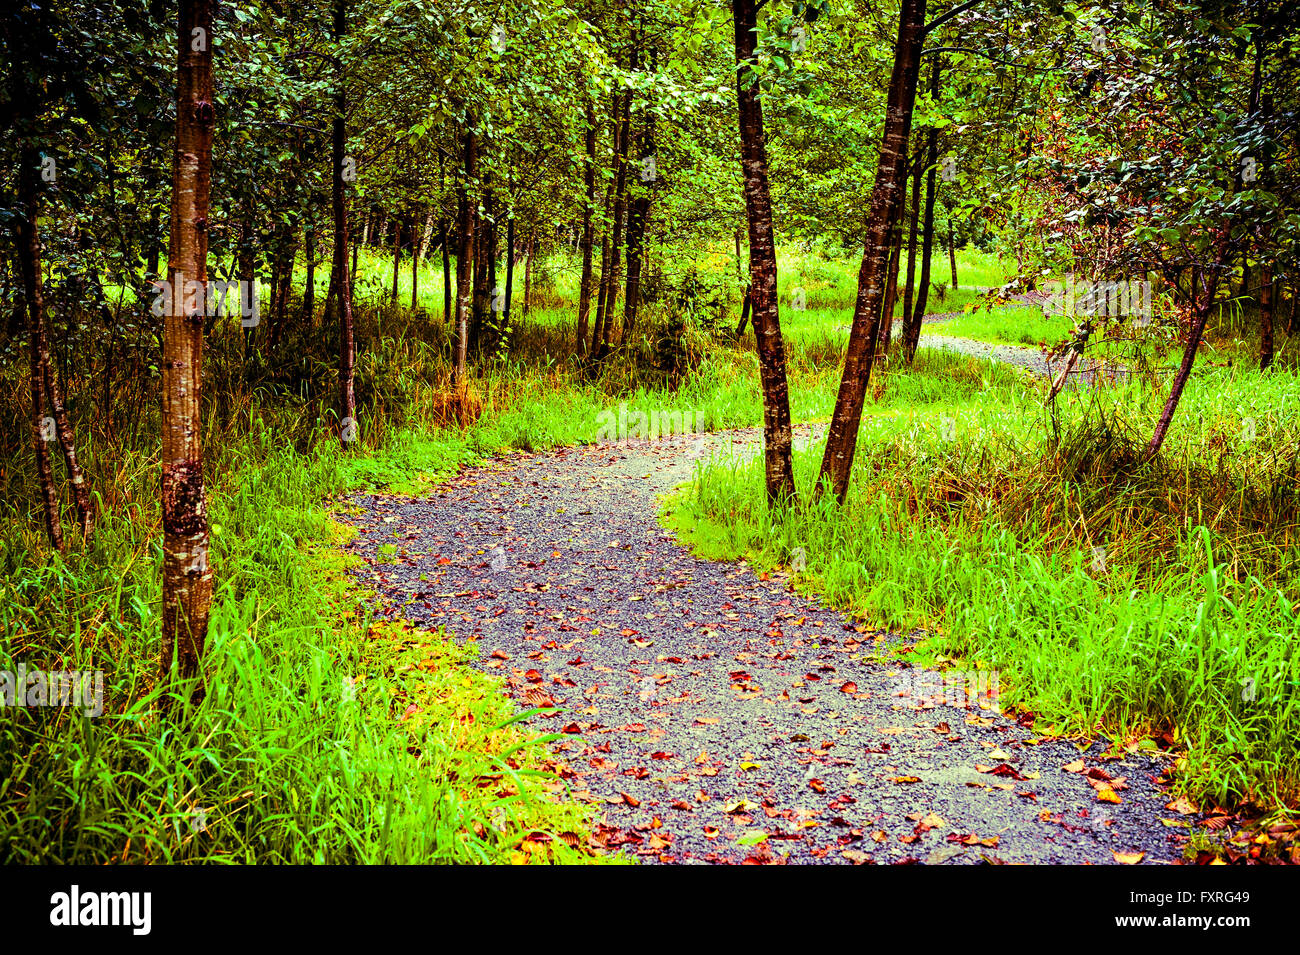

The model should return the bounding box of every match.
[342,428,1186,865]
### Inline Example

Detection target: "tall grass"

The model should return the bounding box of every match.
[668,350,1300,812]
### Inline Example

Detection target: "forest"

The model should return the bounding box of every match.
[1,0,1298,877]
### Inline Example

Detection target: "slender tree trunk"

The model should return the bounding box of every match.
[20,161,93,538]
[735,288,752,337]
[732,0,796,505]
[596,87,630,361]
[1145,231,1232,459]
[301,223,316,324]
[471,181,491,354]
[16,149,65,551]
[577,98,597,354]
[903,60,941,363]
[948,219,958,288]
[440,219,451,325]
[454,129,476,382]
[817,0,927,502]
[391,212,401,302]
[503,209,515,335]
[622,38,655,344]
[1260,265,1274,370]
[418,205,435,263]
[329,0,356,447]
[411,214,420,311]
[350,211,359,283]
[901,142,923,347]
[879,217,904,355]
[160,0,216,695]
[591,192,613,360]
[1289,282,1298,336]
[523,231,535,318]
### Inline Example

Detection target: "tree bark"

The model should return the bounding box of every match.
[411,214,420,311]
[732,0,796,505]
[523,231,535,318]
[595,87,630,361]
[948,219,958,288]
[900,141,923,349]
[301,222,316,324]
[879,212,904,356]
[454,129,476,382]
[16,148,65,551]
[329,0,356,447]
[503,209,515,333]
[622,38,655,344]
[1260,265,1274,370]
[160,0,216,695]
[817,0,927,502]
[1145,230,1232,459]
[735,287,752,337]
[577,98,597,354]
[391,211,401,302]
[440,218,451,325]
[903,60,940,363]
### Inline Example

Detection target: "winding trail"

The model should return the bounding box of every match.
[342,422,1187,865]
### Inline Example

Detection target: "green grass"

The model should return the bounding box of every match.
[665,351,1300,814]
[0,407,618,863]
[922,303,1071,347]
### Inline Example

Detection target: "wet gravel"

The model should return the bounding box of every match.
[341,428,1187,865]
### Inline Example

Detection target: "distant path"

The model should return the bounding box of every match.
[343,428,1184,865]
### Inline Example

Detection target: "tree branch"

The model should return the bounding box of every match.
[923,0,984,38]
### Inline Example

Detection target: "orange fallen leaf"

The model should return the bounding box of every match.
[1113,850,1145,865]
[1095,784,1122,804]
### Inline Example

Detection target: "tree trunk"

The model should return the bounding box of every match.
[503,209,515,334]
[411,214,419,311]
[948,219,958,288]
[1260,265,1274,370]
[817,0,927,502]
[577,98,597,354]
[903,60,941,363]
[1145,231,1232,459]
[471,181,491,355]
[523,231,535,318]
[301,223,316,324]
[879,215,904,356]
[901,141,923,348]
[329,0,356,447]
[391,212,401,302]
[16,148,65,551]
[440,218,451,325]
[454,130,476,382]
[735,287,752,337]
[732,0,796,505]
[160,0,216,695]
[418,205,435,263]
[595,87,630,361]
[591,192,613,361]
[622,38,655,344]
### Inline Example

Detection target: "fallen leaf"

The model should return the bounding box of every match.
[1113,850,1145,865]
